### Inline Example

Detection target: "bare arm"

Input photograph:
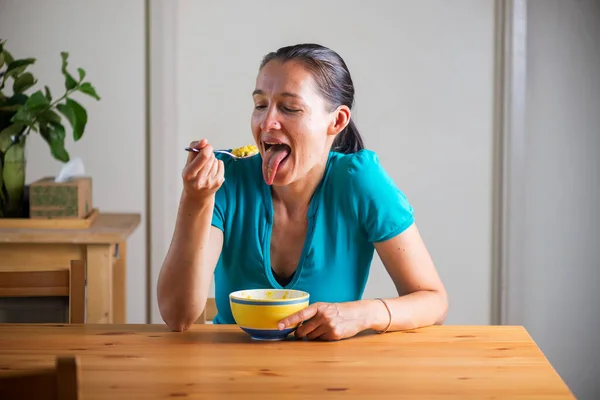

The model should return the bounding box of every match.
[157,139,225,332]
[279,223,448,340]
[366,223,448,332]
[157,198,223,331]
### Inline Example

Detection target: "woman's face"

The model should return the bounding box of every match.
[251,60,348,186]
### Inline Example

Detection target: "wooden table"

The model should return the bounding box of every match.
[0,213,140,324]
[0,324,573,399]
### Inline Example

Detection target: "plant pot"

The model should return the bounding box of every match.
[0,136,27,218]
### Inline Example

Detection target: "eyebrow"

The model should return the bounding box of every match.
[252,89,302,99]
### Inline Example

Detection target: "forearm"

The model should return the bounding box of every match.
[358,290,448,333]
[157,193,216,331]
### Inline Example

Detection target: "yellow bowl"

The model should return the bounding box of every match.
[229,289,310,341]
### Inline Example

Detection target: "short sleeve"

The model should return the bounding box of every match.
[210,153,234,232]
[347,150,414,243]
[211,185,226,232]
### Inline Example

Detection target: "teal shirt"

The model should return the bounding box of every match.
[211,149,414,324]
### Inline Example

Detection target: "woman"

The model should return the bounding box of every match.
[158,43,448,340]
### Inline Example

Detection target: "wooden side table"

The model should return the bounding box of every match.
[0,213,141,323]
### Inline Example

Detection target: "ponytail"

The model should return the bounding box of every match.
[332,119,364,154]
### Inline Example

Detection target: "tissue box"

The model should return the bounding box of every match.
[29,177,93,219]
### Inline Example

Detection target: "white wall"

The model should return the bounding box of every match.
[150,0,497,325]
[520,1,600,398]
[0,0,147,323]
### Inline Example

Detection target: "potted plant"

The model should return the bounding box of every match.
[0,39,100,218]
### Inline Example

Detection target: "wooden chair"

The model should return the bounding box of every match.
[0,260,86,323]
[0,355,80,400]
[196,297,217,324]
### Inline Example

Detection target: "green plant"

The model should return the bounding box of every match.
[0,39,100,217]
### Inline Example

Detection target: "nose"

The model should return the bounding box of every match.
[260,106,281,132]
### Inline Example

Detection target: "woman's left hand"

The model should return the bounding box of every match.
[278,302,366,341]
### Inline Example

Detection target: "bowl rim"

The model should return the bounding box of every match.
[229,288,309,303]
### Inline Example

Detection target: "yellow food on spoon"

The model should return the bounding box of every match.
[231,145,258,157]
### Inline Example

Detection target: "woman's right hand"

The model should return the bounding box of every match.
[182,139,225,201]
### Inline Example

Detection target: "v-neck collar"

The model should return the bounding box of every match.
[260,152,335,288]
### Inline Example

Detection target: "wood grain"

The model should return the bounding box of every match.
[0,213,140,244]
[0,244,85,269]
[111,242,126,324]
[0,208,99,230]
[69,260,86,324]
[0,355,80,400]
[0,270,69,297]
[0,324,574,399]
[86,246,112,324]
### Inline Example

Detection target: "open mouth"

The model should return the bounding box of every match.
[262,142,292,185]
[264,142,291,157]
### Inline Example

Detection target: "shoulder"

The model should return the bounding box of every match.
[325,150,414,242]
[327,149,394,190]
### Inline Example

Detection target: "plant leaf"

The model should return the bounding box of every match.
[77,67,86,81]
[38,109,62,124]
[10,107,33,125]
[10,91,48,125]
[3,50,14,65]
[12,72,36,93]
[65,73,77,90]
[0,156,3,207]
[44,85,52,101]
[8,66,27,78]
[0,123,24,153]
[24,90,49,111]
[60,51,69,71]
[8,93,28,106]
[41,121,69,162]
[56,102,75,133]
[0,53,5,70]
[5,58,35,77]
[0,104,20,112]
[57,98,87,141]
[0,93,27,111]
[78,82,100,100]
[60,52,77,90]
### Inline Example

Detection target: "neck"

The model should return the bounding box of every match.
[271,153,330,216]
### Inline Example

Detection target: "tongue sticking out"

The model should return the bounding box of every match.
[262,144,291,185]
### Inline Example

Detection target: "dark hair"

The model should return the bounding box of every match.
[259,43,364,154]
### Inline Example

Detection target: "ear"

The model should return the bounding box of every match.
[327,105,351,136]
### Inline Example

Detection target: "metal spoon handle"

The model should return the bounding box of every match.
[184,147,253,159]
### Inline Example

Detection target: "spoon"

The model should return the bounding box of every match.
[184,147,257,159]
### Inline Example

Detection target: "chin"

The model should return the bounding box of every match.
[270,174,295,186]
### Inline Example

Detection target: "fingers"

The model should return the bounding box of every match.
[181,139,225,199]
[305,324,329,340]
[285,303,349,341]
[278,304,319,330]
[294,316,321,338]
[208,156,221,179]
[186,139,208,164]
[183,141,214,181]
[195,152,216,182]
[196,156,224,186]
[215,159,225,183]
